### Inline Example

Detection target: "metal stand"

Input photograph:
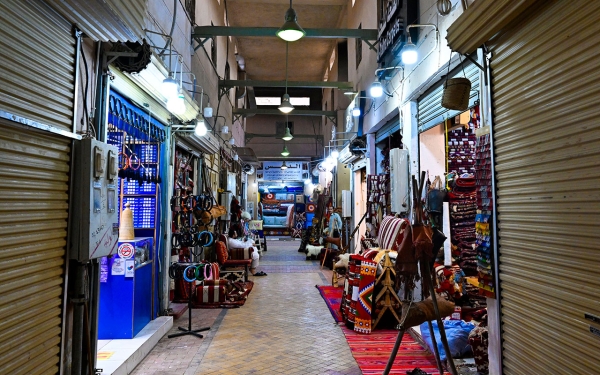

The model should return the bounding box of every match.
[168,276,210,339]
[381,262,458,375]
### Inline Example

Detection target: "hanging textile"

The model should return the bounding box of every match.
[475,128,495,298]
[366,174,390,235]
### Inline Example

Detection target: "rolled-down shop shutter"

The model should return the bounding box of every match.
[0,0,75,133]
[375,118,400,144]
[0,122,71,375]
[417,62,480,133]
[0,2,75,374]
[488,1,600,373]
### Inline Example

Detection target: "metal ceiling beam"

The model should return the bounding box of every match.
[193,26,377,40]
[233,108,337,117]
[220,80,354,89]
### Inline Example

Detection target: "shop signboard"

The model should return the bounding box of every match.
[261,161,303,181]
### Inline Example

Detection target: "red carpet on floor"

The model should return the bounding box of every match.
[316,285,343,322]
[319,285,449,375]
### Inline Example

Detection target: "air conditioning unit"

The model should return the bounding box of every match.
[338,144,360,165]
[390,148,409,213]
[342,190,352,218]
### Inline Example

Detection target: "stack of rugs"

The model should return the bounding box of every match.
[366,174,390,235]
[449,175,478,277]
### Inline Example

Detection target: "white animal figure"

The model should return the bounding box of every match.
[305,244,324,260]
[333,253,350,271]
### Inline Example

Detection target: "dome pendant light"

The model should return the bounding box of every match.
[277,0,305,42]
[281,160,289,170]
[282,126,293,141]
[281,142,290,156]
[279,42,295,114]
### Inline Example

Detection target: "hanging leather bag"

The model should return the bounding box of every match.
[427,176,447,213]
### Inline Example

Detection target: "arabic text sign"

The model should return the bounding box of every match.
[262,161,302,181]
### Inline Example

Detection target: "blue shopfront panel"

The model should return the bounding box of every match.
[98,238,153,339]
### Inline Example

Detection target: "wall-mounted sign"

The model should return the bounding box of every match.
[376,0,418,65]
[261,161,303,181]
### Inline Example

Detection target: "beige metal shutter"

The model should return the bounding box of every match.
[489,0,600,373]
[0,122,70,375]
[417,62,480,133]
[0,0,75,132]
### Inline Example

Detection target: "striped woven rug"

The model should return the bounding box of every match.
[341,324,450,375]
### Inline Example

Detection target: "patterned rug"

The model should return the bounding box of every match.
[321,286,450,375]
[342,327,450,375]
[316,285,343,323]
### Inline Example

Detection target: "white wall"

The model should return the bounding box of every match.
[419,124,446,180]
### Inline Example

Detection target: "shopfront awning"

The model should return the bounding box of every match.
[446,0,540,54]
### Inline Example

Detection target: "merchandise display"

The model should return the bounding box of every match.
[475,128,495,298]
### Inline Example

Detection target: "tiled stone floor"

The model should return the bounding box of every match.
[131,238,360,375]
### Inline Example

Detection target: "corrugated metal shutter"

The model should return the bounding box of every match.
[0,0,75,132]
[446,0,539,55]
[375,119,400,144]
[0,122,70,375]
[489,0,600,373]
[417,62,480,133]
[47,0,147,42]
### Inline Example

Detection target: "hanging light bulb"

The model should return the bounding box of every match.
[162,75,179,99]
[195,117,207,136]
[281,144,290,156]
[281,160,288,170]
[401,35,418,65]
[370,81,383,98]
[278,94,294,113]
[276,0,305,42]
[282,126,293,141]
[279,42,295,113]
[167,91,186,115]
[331,149,340,159]
[352,107,361,117]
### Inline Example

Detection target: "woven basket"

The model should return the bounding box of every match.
[441,77,471,110]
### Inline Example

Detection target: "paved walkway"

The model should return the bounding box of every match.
[131,238,361,375]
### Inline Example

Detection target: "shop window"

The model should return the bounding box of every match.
[355,24,362,68]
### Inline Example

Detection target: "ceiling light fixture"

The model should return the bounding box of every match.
[281,160,288,170]
[281,144,290,156]
[279,42,295,113]
[282,114,294,141]
[195,116,207,136]
[401,36,418,65]
[401,24,439,65]
[331,149,340,159]
[352,107,361,117]
[167,91,186,114]
[370,81,383,98]
[276,0,305,42]
[162,75,178,99]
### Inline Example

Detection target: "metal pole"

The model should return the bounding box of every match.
[424,259,459,375]
[382,328,406,375]
[71,262,87,375]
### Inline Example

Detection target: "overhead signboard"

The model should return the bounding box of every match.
[260,161,303,181]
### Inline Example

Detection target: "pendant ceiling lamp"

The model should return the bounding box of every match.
[281,143,290,156]
[277,0,305,42]
[194,116,207,136]
[279,42,295,114]
[281,160,288,170]
[282,113,293,141]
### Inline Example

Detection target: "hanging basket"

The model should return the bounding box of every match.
[442,77,471,111]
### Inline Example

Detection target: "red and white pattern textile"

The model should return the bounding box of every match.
[377,216,409,251]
